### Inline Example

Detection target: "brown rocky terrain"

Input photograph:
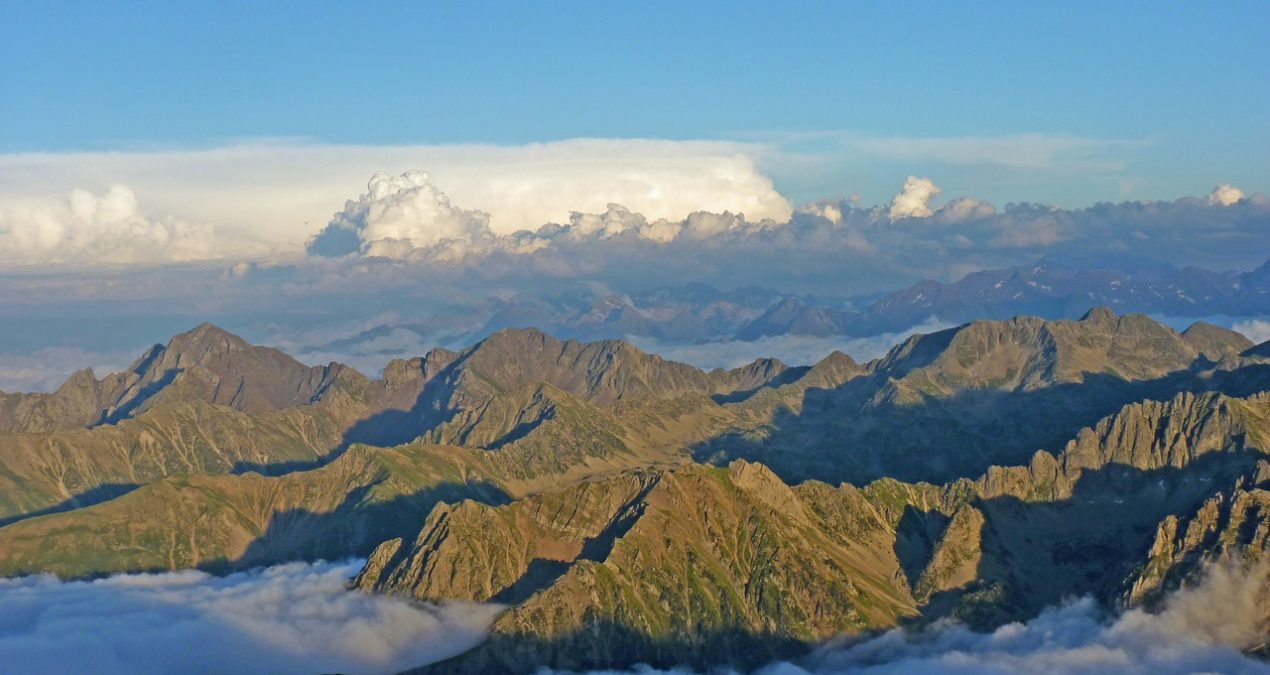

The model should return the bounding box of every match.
[0,311,1267,673]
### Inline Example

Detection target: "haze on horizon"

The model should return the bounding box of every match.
[2,2,1269,393]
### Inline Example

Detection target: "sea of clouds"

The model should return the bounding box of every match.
[625,317,956,372]
[568,561,1270,675]
[1,556,1263,675]
[0,560,502,675]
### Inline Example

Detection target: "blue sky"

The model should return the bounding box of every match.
[2,1,1267,206]
[1,2,1269,388]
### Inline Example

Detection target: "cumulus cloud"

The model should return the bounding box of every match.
[0,168,1266,367]
[1232,319,1270,345]
[0,559,502,675]
[798,202,843,225]
[309,171,766,262]
[0,186,226,265]
[0,139,793,264]
[1209,184,1246,206]
[309,170,493,259]
[888,176,941,220]
[932,197,997,224]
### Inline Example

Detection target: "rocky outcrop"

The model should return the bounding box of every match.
[702,308,1270,485]
[0,443,507,578]
[378,461,916,673]
[393,390,1270,673]
[0,323,374,434]
[1181,321,1255,361]
[877,308,1201,395]
[1127,460,1270,606]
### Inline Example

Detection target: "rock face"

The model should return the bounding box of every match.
[1181,321,1255,361]
[372,390,1270,673]
[1127,459,1270,606]
[0,443,508,577]
[0,323,367,434]
[0,324,456,522]
[380,461,915,673]
[698,307,1270,485]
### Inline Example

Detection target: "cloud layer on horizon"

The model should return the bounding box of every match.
[0,139,792,266]
[625,316,955,372]
[2,137,1265,274]
[0,559,502,675]
[0,186,229,265]
[297,169,1269,298]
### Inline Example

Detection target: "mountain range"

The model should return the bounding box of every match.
[290,258,1270,372]
[0,309,1268,672]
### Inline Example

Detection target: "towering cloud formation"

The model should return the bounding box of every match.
[0,186,222,265]
[308,171,764,261]
[0,140,794,264]
[309,171,493,259]
[1209,184,1246,206]
[888,176,942,219]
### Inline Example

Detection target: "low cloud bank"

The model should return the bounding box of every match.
[0,560,502,675]
[786,560,1269,675]
[626,317,954,371]
[572,560,1270,675]
[0,186,228,266]
[297,172,1270,302]
[0,346,142,393]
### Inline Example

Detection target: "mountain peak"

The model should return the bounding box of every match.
[168,322,251,354]
[1180,321,1254,361]
[1079,306,1118,323]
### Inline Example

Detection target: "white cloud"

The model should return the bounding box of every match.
[313,170,493,259]
[0,559,502,675]
[0,139,793,264]
[1232,319,1270,345]
[0,346,142,393]
[1209,184,1246,206]
[889,176,942,220]
[568,203,650,239]
[564,560,1270,675]
[933,197,997,224]
[0,186,226,265]
[788,560,1270,675]
[309,172,767,261]
[626,317,954,371]
[798,202,843,225]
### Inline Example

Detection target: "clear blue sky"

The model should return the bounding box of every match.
[2,1,1267,203]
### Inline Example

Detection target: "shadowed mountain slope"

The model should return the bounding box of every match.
[393,391,1270,673]
[696,308,1270,484]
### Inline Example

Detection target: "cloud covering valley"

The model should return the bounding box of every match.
[0,560,502,675]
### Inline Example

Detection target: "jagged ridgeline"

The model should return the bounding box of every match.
[0,309,1268,672]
